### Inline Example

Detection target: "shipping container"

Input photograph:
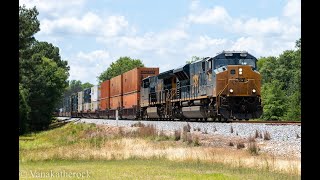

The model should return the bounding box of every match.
[110,74,122,97]
[78,105,83,112]
[78,91,83,104]
[100,80,110,99]
[71,93,78,112]
[110,96,122,109]
[63,96,71,112]
[91,85,100,102]
[91,101,100,111]
[83,88,91,103]
[123,92,140,109]
[122,67,160,94]
[83,103,91,112]
[100,98,110,110]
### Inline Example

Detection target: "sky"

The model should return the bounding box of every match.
[19,0,301,85]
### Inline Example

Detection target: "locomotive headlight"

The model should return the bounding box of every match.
[239,68,243,75]
[252,89,256,93]
[229,89,234,93]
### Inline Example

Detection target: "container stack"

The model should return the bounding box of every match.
[64,96,71,116]
[90,85,100,111]
[77,91,83,112]
[110,74,123,109]
[122,67,160,109]
[83,88,91,112]
[71,93,78,112]
[100,80,110,110]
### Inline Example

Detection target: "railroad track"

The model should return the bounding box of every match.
[229,120,301,125]
[58,116,301,125]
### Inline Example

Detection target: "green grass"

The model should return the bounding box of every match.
[20,159,299,180]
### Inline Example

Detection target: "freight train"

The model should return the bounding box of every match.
[59,51,262,121]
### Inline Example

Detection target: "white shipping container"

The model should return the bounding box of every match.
[83,103,91,112]
[78,91,83,105]
[91,85,101,102]
[78,105,83,112]
[91,101,100,111]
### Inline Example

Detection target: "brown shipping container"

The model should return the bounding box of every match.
[123,92,140,109]
[100,98,110,110]
[100,80,110,99]
[110,96,122,109]
[122,67,159,94]
[110,74,123,97]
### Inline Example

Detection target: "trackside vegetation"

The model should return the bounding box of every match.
[19,122,300,179]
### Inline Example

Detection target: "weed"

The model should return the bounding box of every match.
[183,123,191,132]
[213,126,217,132]
[248,142,259,155]
[264,131,271,140]
[193,136,200,146]
[228,142,234,146]
[230,126,234,133]
[203,128,208,134]
[248,136,256,143]
[131,122,145,127]
[236,142,245,149]
[255,129,259,138]
[174,130,181,141]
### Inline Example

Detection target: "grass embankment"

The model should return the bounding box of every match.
[19,122,300,179]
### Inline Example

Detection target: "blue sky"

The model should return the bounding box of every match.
[19,0,300,85]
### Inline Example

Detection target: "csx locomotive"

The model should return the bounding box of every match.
[60,51,262,121]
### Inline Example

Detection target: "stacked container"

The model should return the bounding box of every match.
[100,80,110,110]
[63,96,71,116]
[90,85,100,111]
[71,93,78,112]
[110,74,123,109]
[83,88,91,112]
[122,67,159,109]
[78,91,83,112]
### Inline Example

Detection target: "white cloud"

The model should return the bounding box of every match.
[188,6,231,24]
[40,12,130,37]
[102,16,129,36]
[230,37,264,56]
[19,0,86,17]
[232,17,282,36]
[190,0,200,11]
[283,0,301,19]
[113,27,188,53]
[185,36,228,52]
[68,50,112,84]
[185,1,300,57]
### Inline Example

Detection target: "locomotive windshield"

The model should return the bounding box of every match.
[214,58,256,69]
[238,58,256,68]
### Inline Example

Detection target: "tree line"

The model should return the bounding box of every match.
[258,38,301,121]
[19,5,69,134]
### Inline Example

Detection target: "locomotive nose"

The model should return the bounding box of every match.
[226,65,260,96]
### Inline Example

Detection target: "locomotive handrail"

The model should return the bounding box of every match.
[216,82,230,110]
